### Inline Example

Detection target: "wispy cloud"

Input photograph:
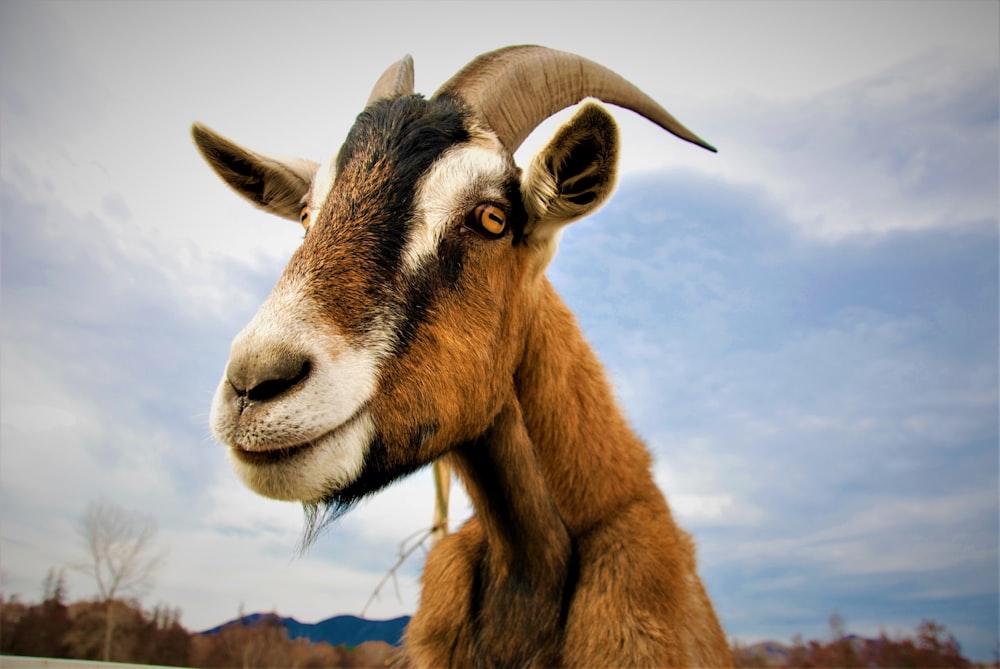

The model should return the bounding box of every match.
[698,50,998,241]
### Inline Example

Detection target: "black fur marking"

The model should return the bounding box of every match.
[559,537,581,628]
[392,249,461,356]
[505,182,528,247]
[318,422,439,518]
[390,178,528,356]
[300,95,470,334]
[373,96,467,276]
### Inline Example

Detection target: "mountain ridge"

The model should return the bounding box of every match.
[200,612,411,648]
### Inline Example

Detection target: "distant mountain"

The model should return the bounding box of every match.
[201,612,411,648]
[737,637,872,666]
[741,640,791,666]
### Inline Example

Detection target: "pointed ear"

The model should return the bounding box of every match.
[366,54,415,106]
[520,102,619,249]
[191,123,318,222]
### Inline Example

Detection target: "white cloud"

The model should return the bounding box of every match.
[651,433,766,530]
[153,525,417,630]
[336,468,473,546]
[696,50,998,242]
[0,333,175,506]
[717,487,997,579]
[201,473,305,544]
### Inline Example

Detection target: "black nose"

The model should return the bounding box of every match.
[226,346,312,403]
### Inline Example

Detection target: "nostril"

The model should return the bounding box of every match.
[246,360,311,402]
[226,347,313,405]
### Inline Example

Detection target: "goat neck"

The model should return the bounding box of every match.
[516,280,661,534]
[447,398,574,666]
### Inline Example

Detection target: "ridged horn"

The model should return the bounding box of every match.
[435,45,716,154]
[366,54,415,106]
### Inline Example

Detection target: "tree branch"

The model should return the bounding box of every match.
[360,523,443,617]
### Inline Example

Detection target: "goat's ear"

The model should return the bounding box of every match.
[520,102,619,252]
[191,123,318,222]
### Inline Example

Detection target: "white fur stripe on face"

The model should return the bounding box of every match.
[403,142,511,273]
[306,153,338,228]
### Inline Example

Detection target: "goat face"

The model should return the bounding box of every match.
[194,46,713,518]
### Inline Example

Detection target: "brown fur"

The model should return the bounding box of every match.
[398,273,731,668]
[194,80,730,669]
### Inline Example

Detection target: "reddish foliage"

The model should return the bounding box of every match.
[2,587,396,668]
[190,615,398,668]
[732,617,976,669]
[1,580,977,669]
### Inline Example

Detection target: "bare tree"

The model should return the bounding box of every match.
[73,498,165,661]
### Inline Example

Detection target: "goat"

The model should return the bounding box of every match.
[193,45,731,668]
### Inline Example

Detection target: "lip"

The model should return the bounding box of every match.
[232,441,312,465]
[230,406,368,466]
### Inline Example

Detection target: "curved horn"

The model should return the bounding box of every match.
[366,54,415,106]
[435,45,716,154]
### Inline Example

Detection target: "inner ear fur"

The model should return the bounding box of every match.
[191,123,318,222]
[521,102,620,236]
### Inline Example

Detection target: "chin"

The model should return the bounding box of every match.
[228,410,375,504]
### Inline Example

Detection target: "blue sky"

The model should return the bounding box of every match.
[1,0,997,660]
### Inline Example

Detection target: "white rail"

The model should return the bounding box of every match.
[1,657,191,669]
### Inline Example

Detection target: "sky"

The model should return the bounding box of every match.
[1,0,997,661]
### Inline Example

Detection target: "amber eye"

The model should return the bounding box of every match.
[468,203,507,238]
[299,206,311,230]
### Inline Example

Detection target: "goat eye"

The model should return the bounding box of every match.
[299,206,311,230]
[468,204,507,239]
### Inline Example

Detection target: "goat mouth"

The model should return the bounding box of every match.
[231,407,368,466]
[232,441,311,465]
